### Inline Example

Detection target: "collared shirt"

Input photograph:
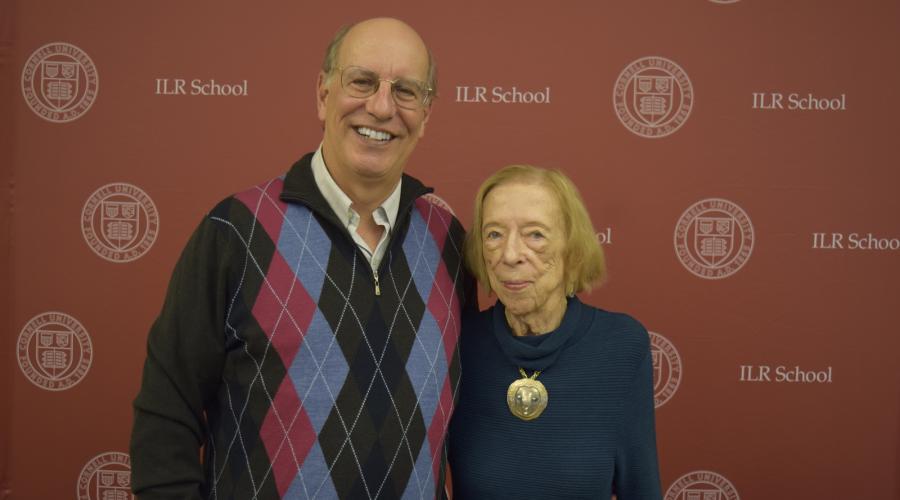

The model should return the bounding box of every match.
[311,146,401,272]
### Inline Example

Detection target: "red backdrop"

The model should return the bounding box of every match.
[4,1,899,499]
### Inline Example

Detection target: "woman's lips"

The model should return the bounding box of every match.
[502,280,530,291]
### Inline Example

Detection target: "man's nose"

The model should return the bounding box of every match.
[366,81,397,119]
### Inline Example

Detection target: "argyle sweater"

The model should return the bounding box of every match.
[131,153,470,499]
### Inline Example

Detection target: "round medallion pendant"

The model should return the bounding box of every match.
[507,377,548,421]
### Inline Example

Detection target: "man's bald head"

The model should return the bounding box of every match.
[321,18,437,97]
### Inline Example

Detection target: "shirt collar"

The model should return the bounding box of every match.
[311,145,401,230]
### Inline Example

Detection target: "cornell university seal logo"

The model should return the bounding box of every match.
[674,198,754,279]
[17,311,93,391]
[21,42,99,123]
[613,56,693,138]
[81,182,159,262]
[76,452,133,500]
[665,470,740,500]
[650,331,682,408]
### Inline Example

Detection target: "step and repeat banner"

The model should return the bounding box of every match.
[5,1,899,499]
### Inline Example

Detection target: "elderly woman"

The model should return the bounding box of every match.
[448,165,661,499]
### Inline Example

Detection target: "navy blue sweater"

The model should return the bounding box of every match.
[448,297,661,499]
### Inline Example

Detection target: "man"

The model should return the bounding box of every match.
[131,18,470,499]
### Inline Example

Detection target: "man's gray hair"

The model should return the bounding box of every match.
[320,22,438,98]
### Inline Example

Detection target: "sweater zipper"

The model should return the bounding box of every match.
[367,194,419,298]
[281,183,431,299]
[353,245,382,296]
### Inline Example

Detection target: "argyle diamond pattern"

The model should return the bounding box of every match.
[203,177,465,499]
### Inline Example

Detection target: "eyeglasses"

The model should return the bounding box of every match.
[338,66,432,110]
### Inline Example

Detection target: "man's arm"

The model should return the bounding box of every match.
[130,217,230,499]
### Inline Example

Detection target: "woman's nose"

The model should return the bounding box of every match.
[501,235,524,264]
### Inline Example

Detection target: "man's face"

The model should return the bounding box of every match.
[317,19,432,187]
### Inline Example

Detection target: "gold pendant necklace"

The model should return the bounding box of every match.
[507,368,548,421]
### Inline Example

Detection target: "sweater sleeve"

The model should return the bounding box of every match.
[130,216,231,499]
[613,336,663,499]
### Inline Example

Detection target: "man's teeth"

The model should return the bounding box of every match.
[356,127,392,141]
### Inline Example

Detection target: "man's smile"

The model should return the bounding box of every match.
[354,126,395,142]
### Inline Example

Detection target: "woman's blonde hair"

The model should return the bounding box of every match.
[465,165,606,296]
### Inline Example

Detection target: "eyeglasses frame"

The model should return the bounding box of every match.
[335,65,433,110]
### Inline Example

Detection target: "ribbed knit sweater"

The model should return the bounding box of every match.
[448,297,661,499]
[131,153,471,499]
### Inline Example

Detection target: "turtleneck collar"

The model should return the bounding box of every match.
[491,296,594,372]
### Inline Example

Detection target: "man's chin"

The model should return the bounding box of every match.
[349,161,401,181]
[349,151,409,178]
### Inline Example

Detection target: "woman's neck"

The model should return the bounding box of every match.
[505,295,568,337]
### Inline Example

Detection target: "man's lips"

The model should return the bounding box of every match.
[354,126,396,142]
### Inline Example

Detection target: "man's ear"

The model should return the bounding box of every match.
[417,102,433,139]
[316,71,329,121]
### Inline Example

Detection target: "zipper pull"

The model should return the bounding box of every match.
[373,273,381,296]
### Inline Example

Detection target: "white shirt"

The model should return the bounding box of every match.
[311,147,401,272]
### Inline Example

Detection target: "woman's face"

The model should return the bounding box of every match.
[481,181,566,319]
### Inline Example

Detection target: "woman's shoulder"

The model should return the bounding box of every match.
[460,303,495,340]
[582,304,651,352]
[463,303,493,323]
